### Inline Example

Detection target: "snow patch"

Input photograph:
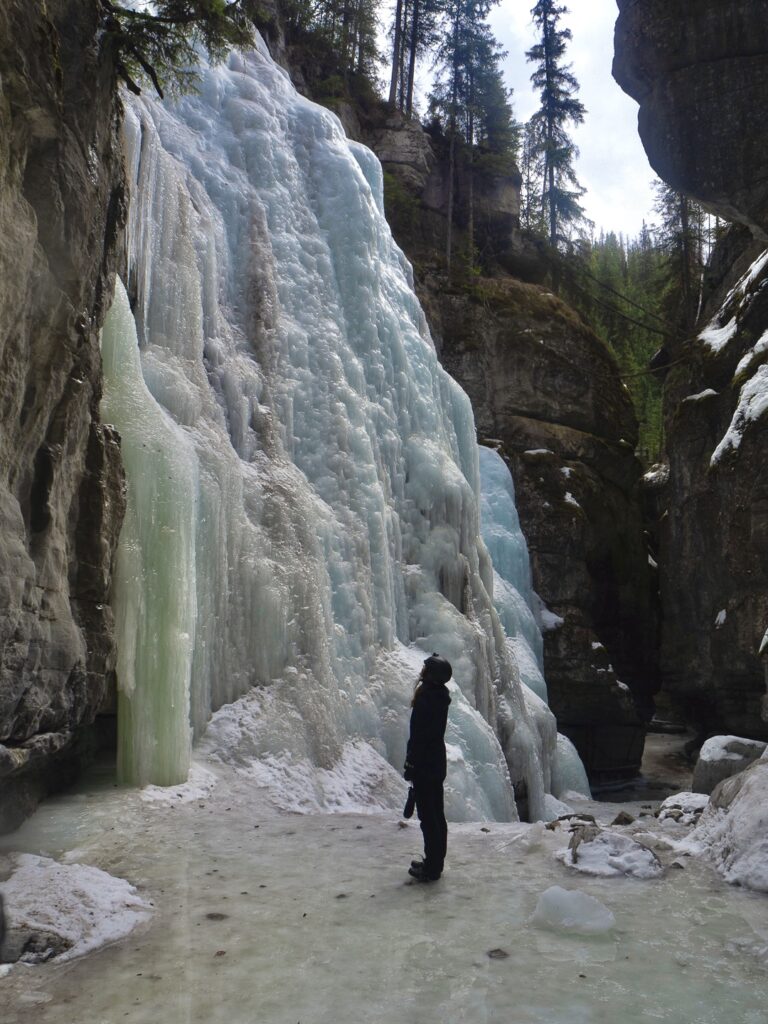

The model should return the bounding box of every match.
[0,853,151,964]
[556,830,663,879]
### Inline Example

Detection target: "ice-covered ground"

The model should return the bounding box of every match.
[2,756,768,1024]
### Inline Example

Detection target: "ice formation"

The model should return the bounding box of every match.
[479,448,590,801]
[98,35,576,819]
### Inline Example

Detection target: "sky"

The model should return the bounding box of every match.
[487,0,658,239]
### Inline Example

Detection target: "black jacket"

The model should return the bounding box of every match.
[406,682,451,780]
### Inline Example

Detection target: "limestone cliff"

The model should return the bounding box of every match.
[0,0,125,829]
[370,122,656,781]
[614,0,768,740]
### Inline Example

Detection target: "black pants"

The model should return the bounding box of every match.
[413,775,447,877]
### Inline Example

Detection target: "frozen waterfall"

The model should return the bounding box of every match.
[100,34,572,819]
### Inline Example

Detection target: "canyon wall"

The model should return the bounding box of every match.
[0,0,124,829]
[615,0,768,738]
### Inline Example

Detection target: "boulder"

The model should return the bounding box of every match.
[693,759,768,891]
[692,735,767,794]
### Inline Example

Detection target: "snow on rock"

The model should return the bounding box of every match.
[657,792,710,826]
[692,761,768,892]
[540,607,564,632]
[711,364,768,463]
[692,735,767,795]
[556,828,663,879]
[532,885,615,934]
[700,317,738,353]
[698,247,768,463]
[683,389,718,402]
[0,854,151,964]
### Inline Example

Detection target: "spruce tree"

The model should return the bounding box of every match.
[526,0,587,247]
[653,181,706,334]
[430,0,511,275]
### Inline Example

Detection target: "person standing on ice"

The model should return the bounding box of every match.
[404,654,452,882]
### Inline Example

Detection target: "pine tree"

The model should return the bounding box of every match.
[526,0,587,247]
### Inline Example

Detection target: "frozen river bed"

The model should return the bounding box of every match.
[1,762,768,1024]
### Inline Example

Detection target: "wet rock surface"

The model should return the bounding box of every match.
[0,0,125,830]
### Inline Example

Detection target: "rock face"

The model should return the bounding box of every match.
[0,0,125,830]
[651,239,768,739]
[614,0,768,741]
[425,278,657,781]
[613,0,768,239]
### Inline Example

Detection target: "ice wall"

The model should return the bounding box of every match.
[101,35,560,818]
[479,447,590,799]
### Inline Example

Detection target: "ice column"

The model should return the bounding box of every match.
[101,281,197,785]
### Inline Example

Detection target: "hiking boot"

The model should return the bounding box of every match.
[408,863,441,882]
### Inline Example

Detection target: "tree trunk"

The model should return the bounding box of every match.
[388,0,404,107]
[405,0,420,118]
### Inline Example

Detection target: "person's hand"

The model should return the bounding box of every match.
[403,760,414,782]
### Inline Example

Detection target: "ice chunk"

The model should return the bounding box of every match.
[532,885,615,934]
